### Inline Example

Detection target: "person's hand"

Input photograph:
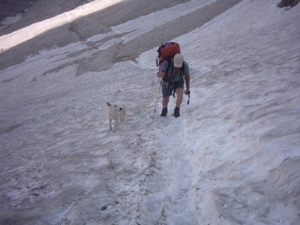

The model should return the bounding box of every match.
[185,89,190,95]
[157,71,165,78]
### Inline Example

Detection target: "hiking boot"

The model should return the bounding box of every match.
[174,107,180,118]
[160,108,168,117]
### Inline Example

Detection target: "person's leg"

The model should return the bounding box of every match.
[175,88,183,108]
[160,82,172,116]
[161,96,169,116]
[174,81,184,118]
[162,96,169,108]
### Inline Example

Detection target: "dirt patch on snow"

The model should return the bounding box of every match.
[0,0,241,73]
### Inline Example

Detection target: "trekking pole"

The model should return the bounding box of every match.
[154,78,162,112]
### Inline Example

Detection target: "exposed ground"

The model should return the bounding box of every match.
[0,0,241,73]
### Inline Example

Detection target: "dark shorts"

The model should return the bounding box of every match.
[161,78,184,97]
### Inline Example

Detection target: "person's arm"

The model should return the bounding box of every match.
[185,73,190,94]
[157,60,168,78]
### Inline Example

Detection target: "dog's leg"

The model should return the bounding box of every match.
[113,118,119,132]
[120,110,125,122]
[109,118,112,131]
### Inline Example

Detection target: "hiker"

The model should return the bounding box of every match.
[157,53,190,118]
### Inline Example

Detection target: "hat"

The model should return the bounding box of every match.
[173,53,184,68]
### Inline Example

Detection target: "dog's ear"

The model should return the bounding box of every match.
[106,101,111,106]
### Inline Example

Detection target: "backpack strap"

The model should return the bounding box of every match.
[180,63,185,77]
[164,59,185,78]
[164,58,172,75]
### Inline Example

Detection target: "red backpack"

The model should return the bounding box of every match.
[156,42,180,67]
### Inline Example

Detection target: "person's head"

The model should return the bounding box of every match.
[173,53,184,68]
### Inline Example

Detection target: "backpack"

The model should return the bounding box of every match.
[156,42,185,79]
[156,42,180,67]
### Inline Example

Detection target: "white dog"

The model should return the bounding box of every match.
[106,101,126,132]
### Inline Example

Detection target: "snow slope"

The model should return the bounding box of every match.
[0,0,300,224]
